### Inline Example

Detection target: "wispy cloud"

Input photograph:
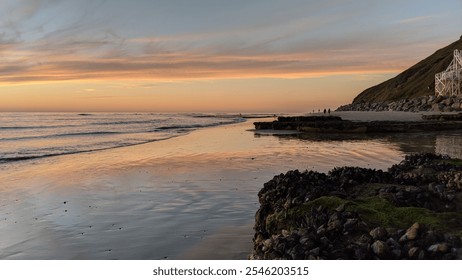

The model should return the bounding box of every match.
[0,45,409,84]
[0,0,460,85]
[397,15,436,25]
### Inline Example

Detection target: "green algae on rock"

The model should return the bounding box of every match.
[251,153,462,260]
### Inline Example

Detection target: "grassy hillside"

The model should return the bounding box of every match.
[353,36,462,104]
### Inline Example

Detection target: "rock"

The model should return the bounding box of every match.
[327,214,343,231]
[337,94,462,113]
[357,234,373,244]
[369,227,388,240]
[327,218,342,232]
[391,249,402,258]
[371,240,389,258]
[408,247,421,258]
[263,239,273,250]
[443,106,454,112]
[432,103,444,112]
[386,237,400,249]
[252,153,462,260]
[299,236,315,249]
[288,244,305,260]
[428,243,449,254]
[400,223,420,242]
[435,95,445,103]
[354,244,370,259]
[343,218,358,232]
[319,237,330,246]
[309,247,321,257]
[444,98,454,106]
[317,226,326,236]
[336,203,346,212]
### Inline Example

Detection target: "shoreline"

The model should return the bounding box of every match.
[0,114,250,165]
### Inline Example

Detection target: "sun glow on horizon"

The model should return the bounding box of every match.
[0,74,396,113]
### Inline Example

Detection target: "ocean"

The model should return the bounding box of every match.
[0,113,245,163]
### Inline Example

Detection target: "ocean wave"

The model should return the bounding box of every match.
[0,131,122,142]
[0,135,180,164]
[157,125,202,130]
[157,119,244,130]
[0,124,79,130]
[0,113,247,164]
[88,120,162,126]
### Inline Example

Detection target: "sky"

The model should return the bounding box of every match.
[0,0,461,112]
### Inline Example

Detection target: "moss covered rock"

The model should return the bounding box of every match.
[251,153,462,260]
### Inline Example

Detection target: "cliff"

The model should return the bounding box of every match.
[353,36,462,104]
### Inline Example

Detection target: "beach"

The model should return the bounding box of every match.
[1,113,462,259]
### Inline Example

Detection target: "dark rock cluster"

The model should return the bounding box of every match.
[337,95,462,113]
[254,116,344,131]
[253,211,461,260]
[254,115,462,134]
[251,153,462,260]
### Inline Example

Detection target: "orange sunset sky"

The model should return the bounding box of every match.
[0,0,461,112]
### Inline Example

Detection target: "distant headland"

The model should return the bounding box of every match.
[338,36,462,113]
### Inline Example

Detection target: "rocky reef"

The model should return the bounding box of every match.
[251,153,462,260]
[254,115,462,133]
[337,94,462,113]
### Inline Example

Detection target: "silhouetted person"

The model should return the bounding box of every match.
[328,108,331,115]
[323,109,326,114]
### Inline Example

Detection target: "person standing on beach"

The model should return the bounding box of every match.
[328,108,331,115]
[323,109,326,114]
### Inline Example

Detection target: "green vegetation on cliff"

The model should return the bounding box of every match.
[353,36,462,104]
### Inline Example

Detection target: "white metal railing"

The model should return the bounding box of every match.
[435,49,462,96]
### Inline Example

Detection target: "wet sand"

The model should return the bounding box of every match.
[1,116,461,259]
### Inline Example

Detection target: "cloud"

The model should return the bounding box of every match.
[0,47,407,84]
[0,0,460,85]
[396,15,437,25]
